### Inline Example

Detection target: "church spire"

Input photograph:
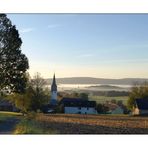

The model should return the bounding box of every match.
[50,73,57,105]
[51,73,57,92]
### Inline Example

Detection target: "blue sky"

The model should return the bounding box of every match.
[7,14,148,78]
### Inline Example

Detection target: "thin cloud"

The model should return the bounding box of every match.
[99,59,148,64]
[77,54,94,58]
[47,24,61,29]
[20,28,35,33]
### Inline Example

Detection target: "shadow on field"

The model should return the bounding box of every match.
[0,118,20,134]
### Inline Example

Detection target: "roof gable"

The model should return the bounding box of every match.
[136,99,148,110]
[60,98,96,107]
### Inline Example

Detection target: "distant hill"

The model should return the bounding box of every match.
[45,77,148,85]
[87,85,123,89]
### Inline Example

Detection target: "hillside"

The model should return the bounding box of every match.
[45,77,148,85]
[87,85,123,89]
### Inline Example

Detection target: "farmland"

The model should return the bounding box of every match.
[90,96,128,105]
[1,112,148,134]
[35,114,148,134]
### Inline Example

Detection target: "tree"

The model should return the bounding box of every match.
[0,14,29,94]
[79,93,89,100]
[117,100,123,106]
[96,103,109,114]
[71,92,79,98]
[127,82,148,110]
[111,99,117,104]
[31,72,46,89]
[10,91,31,114]
[8,73,49,113]
[30,72,49,111]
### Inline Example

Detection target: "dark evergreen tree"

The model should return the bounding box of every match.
[0,14,29,94]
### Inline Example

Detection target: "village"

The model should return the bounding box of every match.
[1,2,148,148]
[0,73,148,116]
[1,14,148,134]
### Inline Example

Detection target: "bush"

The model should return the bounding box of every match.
[14,119,43,134]
[26,111,37,120]
[14,118,57,134]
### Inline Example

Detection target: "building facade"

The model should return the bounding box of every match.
[60,98,97,114]
[105,103,124,114]
[64,106,97,114]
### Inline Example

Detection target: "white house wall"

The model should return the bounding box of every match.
[132,108,140,115]
[64,107,97,114]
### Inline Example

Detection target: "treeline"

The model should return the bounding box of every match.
[91,91,129,97]
[58,90,129,98]
[58,92,89,100]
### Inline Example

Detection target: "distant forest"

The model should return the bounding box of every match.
[91,91,129,97]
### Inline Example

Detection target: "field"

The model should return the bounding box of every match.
[1,112,148,134]
[90,96,129,105]
[35,114,148,134]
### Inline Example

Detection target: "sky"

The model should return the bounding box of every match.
[7,14,148,79]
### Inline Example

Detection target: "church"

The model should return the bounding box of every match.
[48,74,97,114]
[50,73,58,106]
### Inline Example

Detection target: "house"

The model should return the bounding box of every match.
[0,98,18,112]
[133,99,148,115]
[59,98,97,114]
[105,103,124,114]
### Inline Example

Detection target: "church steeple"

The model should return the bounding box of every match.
[50,73,57,105]
[51,73,57,92]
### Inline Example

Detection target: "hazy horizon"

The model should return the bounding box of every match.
[45,76,148,79]
[7,14,148,79]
